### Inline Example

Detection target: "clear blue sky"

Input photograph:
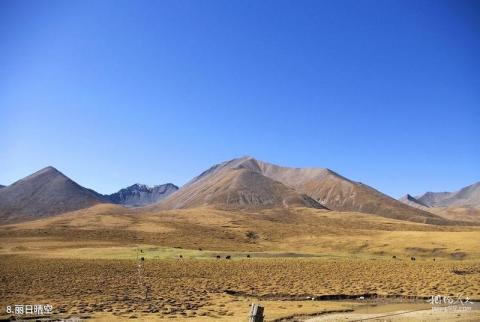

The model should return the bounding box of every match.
[0,0,479,198]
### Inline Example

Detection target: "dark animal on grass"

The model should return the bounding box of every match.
[392,255,396,259]
[179,255,183,258]
[216,255,221,259]
[226,255,231,260]
[247,254,251,258]
[410,256,416,261]
[141,257,144,261]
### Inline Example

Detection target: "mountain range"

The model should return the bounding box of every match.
[417,182,480,208]
[398,183,480,223]
[0,156,478,225]
[0,167,178,223]
[107,183,178,207]
[157,156,444,224]
[400,182,480,208]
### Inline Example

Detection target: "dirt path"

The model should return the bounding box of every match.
[305,302,480,321]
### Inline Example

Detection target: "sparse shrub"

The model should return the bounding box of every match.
[245,231,258,242]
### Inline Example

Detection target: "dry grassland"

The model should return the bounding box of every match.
[1,256,479,321]
[1,206,479,258]
[1,205,479,321]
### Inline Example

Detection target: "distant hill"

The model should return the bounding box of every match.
[399,194,430,211]
[159,156,446,224]
[0,185,4,189]
[107,183,178,207]
[0,167,111,224]
[415,182,480,208]
[399,182,480,223]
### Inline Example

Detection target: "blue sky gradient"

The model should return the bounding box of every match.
[1,0,479,197]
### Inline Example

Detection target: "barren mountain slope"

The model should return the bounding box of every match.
[0,167,110,224]
[163,157,445,224]
[158,163,324,210]
[416,182,480,207]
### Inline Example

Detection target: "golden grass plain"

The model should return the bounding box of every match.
[1,205,479,321]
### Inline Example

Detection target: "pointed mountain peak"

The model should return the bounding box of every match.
[35,166,70,178]
[403,194,415,200]
[0,166,109,223]
[37,166,62,175]
[234,157,262,172]
[400,194,418,202]
[237,155,254,160]
[399,194,430,208]
[18,166,69,184]
[224,155,256,166]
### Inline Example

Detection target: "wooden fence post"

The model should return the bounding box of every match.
[249,303,264,322]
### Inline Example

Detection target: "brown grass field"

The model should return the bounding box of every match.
[1,205,479,321]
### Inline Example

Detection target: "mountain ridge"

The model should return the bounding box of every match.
[107,183,178,207]
[399,194,431,211]
[413,182,480,208]
[1,160,474,225]
[159,156,447,224]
